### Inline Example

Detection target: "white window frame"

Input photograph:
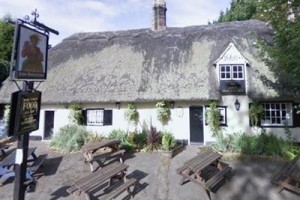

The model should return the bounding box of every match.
[261,102,293,126]
[220,64,244,81]
[218,107,227,125]
[87,109,104,126]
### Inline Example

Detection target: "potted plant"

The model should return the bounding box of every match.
[160,131,176,158]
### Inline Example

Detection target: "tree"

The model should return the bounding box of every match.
[0,15,14,84]
[213,0,258,23]
[256,0,300,96]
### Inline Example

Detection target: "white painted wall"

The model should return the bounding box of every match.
[30,100,300,144]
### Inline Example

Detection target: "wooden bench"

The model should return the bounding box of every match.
[0,144,9,157]
[25,154,48,190]
[82,140,124,172]
[100,178,137,200]
[67,162,132,200]
[67,178,137,200]
[92,149,126,163]
[204,166,231,190]
[272,156,300,194]
[27,154,48,175]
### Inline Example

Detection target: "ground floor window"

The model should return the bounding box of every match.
[261,102,293,126]
[86,109,112,126]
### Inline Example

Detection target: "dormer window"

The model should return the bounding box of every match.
[214,43,249,95]
[220,65,244,80]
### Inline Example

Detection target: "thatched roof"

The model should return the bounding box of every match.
[0,20,275,104]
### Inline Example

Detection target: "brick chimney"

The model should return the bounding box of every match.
[152,0,167,31]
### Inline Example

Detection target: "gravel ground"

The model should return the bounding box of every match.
[0,140,299,200]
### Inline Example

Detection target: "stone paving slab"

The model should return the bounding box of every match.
[0,141,299,200]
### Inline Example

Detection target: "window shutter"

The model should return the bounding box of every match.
[82,110,87,125]
[293,103,300,127]
[103,110,112,126]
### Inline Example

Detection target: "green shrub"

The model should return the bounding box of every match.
[206,101,222,137]
[68,104,84,125]
[161,131,176,151]
[87,132,105,143]
[108,129,134,151]
[283,145,300,160]
[213,133,228,152]
[218,130,300,160]
[135,130,147,150]
[50,125,90,153]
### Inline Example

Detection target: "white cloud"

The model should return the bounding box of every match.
[0,0,230,46]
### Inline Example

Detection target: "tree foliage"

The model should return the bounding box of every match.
[256,0,300,96]
[213,0,258,23]
[0,15,14,84]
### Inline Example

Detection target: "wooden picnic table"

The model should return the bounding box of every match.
[273,156,300,194]
[0,147,47,188]
[81,139,125,172]
[177,150,231,200]
[67,161,137,200]
[0,147,38,167]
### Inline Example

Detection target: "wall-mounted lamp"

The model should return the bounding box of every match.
[170,101,175,109]
[115,102,121,110]
[63,103,69,109]
[234,99,240,111]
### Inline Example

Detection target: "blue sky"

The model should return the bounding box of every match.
[0,0,231,46]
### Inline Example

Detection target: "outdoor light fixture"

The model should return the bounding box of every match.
[234,99,240,111]
[115,102,121,110]
[170,101,175,109]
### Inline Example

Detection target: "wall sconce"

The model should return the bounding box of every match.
[63,103,69,109]
[170,101,175,109]
[115,102,121,110]
[234,99,240,111]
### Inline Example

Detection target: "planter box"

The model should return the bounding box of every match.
[161,144,184,158]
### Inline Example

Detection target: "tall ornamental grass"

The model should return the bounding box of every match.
[213,131,300,160]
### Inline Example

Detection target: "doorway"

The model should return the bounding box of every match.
[44,111,54,140]
[189,106,204,144]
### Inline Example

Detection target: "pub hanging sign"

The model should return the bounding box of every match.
[9,91,41,136]
[10,23,49,80]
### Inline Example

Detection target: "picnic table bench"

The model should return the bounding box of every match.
[272,155,300,194]
[0,147,47,188]
[177,150,231,200]
[81,139,125,172]
[67,161,137,200]
[0,144,9,158]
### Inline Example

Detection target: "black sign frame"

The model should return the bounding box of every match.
[10,23,49,80]
[9,91,41,136]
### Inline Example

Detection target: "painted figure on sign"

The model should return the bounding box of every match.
[21,34,44,73]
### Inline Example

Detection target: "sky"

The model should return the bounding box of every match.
[0,0,231,46]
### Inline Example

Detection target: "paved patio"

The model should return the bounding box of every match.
[0,141,299,200]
